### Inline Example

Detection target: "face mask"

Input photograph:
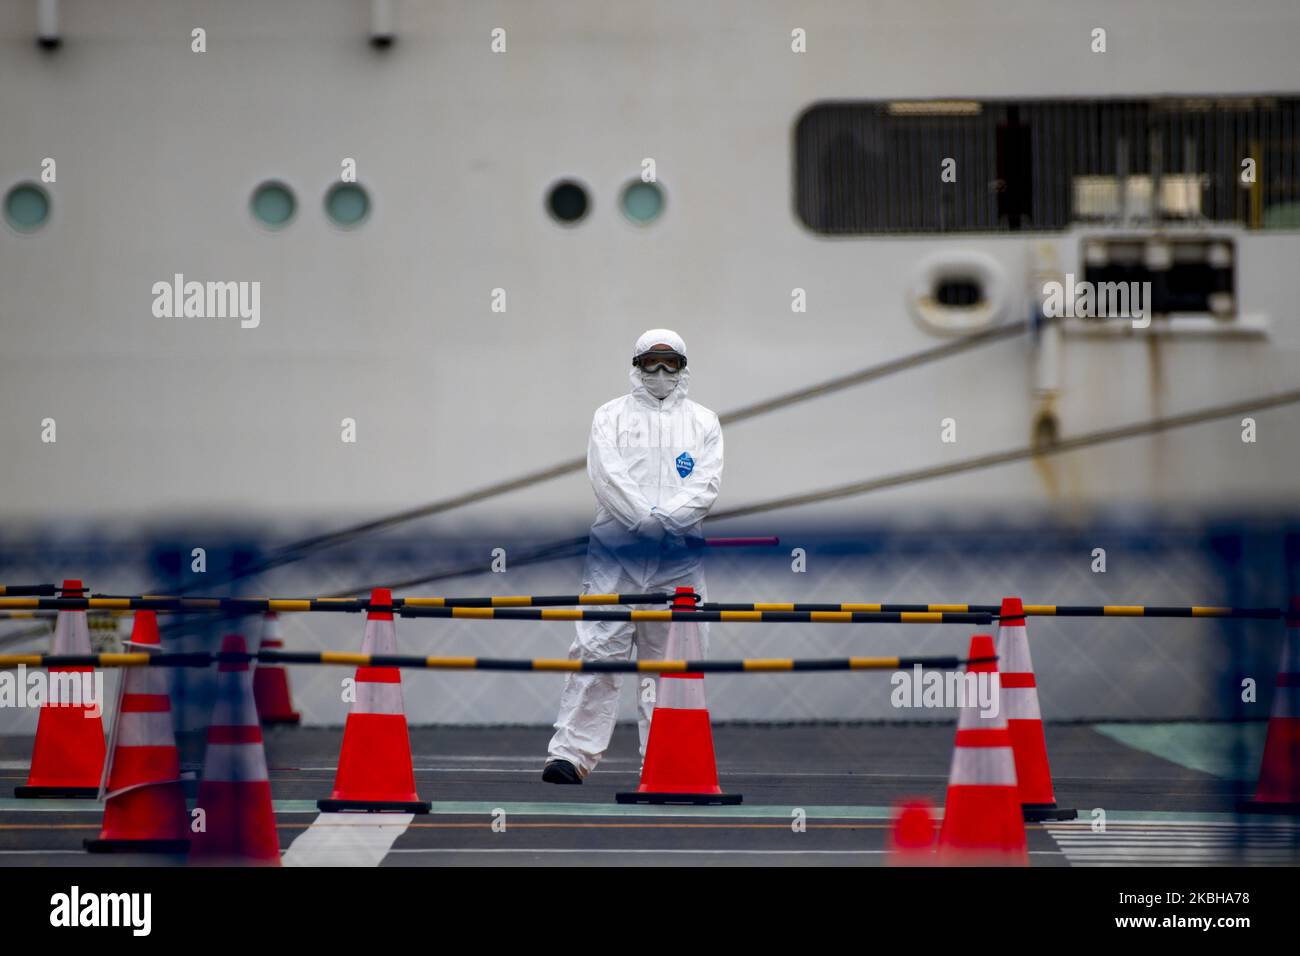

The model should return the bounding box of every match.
[641,368,679,400]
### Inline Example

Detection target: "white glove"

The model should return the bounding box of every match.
[634,512,667,542]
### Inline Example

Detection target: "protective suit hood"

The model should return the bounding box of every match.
[629,328,690,407]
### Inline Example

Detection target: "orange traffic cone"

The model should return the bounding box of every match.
[937,634,1027,865]
[318,589,430,813]
[86,611,190,853]
[16,579,107,798]
[887,799,937,865]
[189,635,280,865]
[997,596,1076,821]
[616,587,741,805]
[253,612,301,725]
[1241,599,1300,814]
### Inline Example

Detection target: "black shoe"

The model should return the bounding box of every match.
[542,759,583,784]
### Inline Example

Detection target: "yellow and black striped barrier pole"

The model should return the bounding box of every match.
[0,592,683,613]
[0,596,990,624]
[0,584,60,597]
[0,650,990,674]
[0,596,374,613]
[395,607,991,625]
[995,604,1281,619]
[0,594,1282,620]
[704,602,993,613]
[396,593,675,609]
[700,602,1284,619]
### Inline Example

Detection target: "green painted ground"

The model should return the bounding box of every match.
[1092,722,1267,781]
[1,797,1287,825]
[0,798,893,818]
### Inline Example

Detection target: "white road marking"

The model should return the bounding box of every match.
[282,812,414,867]
[1046,820,1300,866]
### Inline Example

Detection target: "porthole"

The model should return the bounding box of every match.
[620,180,665,225]
[4,182,51,234]
[250,181,296,229]
[546,180,590,225]
[325,182,371,228]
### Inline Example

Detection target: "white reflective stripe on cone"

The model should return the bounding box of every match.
[1271,680,1300,719]
[355,679,405,715]
[956,679,1006,730]
[210,675,259,727]
[948,745,1017,786]
[260,614,281,647]
[53,609,93,655]
[1002,685,1042,720]
[44,670,98,705]
[202,743,269,783]
[657,675,706,710]
[124,666,169,696]
[997,626,1034,672]
[118,711,177,748]
[361,618,398,655]
[663,621,704,658]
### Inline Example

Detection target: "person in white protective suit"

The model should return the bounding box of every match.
[543,329,724,784]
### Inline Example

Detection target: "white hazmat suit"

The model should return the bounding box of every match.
[546,329,724,777]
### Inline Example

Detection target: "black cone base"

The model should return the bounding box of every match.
[14,785,99,799]
[1022,803,1078,822]
[85,838,191,854]
[616,791,742,806]
[1237,799,1300,815]
[317,798,431,814]
[261,714,302,726]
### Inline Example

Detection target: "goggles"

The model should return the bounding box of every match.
[633,350,686,373]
